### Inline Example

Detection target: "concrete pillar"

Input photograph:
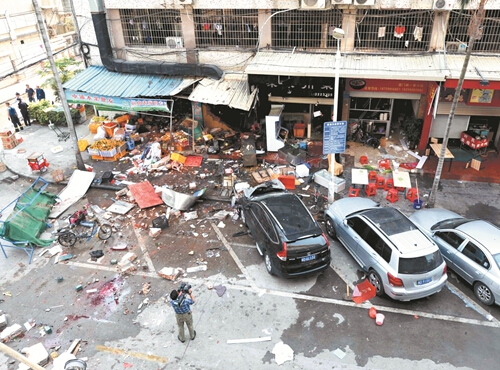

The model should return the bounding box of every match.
[429,11,450,51]
[180,8,197,63]
[108,9,126,59]
[341,9,356,52]
[258,10,272,49]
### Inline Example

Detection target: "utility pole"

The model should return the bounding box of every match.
[32,0,85,171]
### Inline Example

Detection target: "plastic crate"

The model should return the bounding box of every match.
[88,148,100,156]
[100,147,117,158]
[278,175,296,190]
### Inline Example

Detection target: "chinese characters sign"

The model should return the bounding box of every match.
[323,121,347,154]
[346,79,427,94]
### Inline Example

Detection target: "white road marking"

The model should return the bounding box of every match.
[446,281,498,323]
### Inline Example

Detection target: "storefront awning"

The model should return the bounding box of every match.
[246,52,448,81]
[63,65,199,111]
[188,74,257,111]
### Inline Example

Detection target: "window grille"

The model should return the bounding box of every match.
[354,10,433,52]
[119,9,182,47]
[446,10,500,53]
[271,9,342,51]
[193,9,259,49]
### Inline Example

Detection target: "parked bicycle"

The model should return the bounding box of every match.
[309,185,328,215]
[347,121,380,149]
[55,218,112,247]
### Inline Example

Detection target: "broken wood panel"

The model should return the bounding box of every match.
[128,181,163,209]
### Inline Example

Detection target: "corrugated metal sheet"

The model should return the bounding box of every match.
[245,52,449,81]
[63,65,199,98]
[188,74,257,111]
[444,55,500,82]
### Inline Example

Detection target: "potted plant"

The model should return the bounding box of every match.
[400,116,423,149]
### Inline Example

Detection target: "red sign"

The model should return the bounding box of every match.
[347,79,427,94]
[445,79,500,90]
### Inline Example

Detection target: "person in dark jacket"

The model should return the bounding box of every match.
[25,84,35,102]
[36,86,45,101]
[17,98,31,126]
[6,102,23,132]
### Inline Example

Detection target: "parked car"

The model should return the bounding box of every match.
[324,198,447,301]
[237,180,331,278]
[410,208,500,306]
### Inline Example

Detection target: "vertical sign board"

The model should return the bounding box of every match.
[323,121,347,154]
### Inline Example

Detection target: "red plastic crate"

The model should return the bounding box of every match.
[278,175,296,189]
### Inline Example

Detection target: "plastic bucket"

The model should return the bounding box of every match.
[103,122,117,137]
[413,199,423,209]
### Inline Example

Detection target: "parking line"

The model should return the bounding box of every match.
[95,345,168,364]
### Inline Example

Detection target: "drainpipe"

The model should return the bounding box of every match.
[87,0,223,79]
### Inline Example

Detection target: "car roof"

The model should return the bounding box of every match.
[456,220,500,254]
[389,230,438,256]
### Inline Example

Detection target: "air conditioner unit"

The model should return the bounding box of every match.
[353,0,376,6]
[166,37,184,49]
[178,0,193,4]
[333,0,353,4]
[433,0,454,10]
[301,0,326,9]
[446,41,467,53]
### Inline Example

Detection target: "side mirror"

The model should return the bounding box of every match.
[343,219,348,227]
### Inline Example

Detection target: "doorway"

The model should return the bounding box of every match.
[390,99,419,146]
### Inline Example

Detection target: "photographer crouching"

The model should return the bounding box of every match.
[169,283,196,343]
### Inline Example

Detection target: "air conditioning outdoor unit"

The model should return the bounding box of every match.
[166,37,184,49]
[333,0,353,4]
[446,41,467,53]
[353,0,376,6]
[301,0,326,9]
[433,0,454,10]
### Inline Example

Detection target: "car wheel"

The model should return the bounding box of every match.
[98,224,113,240]
[264,251,275,275]
[58,232,77,247]
[325,216,337,240]
[368,270,384,297]
[474,282,495,306]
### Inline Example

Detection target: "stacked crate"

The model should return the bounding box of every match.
[1,130,19,149]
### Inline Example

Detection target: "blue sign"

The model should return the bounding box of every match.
[323,121,347,154]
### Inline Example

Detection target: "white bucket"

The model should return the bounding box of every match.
[375,313,385,326]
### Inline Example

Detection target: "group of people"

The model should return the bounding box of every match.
[6,84,45,133]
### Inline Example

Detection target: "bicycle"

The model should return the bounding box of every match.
[55,217,113,247]
[309,185,328,215]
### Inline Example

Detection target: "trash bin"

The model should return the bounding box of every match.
[413,199,423,209]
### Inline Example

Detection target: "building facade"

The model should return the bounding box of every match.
[73,0,500,153]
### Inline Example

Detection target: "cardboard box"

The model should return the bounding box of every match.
[0,130,13,137]
[1,134,18,149]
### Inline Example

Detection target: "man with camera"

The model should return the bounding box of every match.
[169,283,196,343]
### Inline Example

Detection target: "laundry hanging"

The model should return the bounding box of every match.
[413,26,423,41]
[394,25,406,38]
[378,27,386,38]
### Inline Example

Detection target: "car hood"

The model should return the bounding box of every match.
[409,208,463,232]
[326,197,379,219]
[242,179,286,199]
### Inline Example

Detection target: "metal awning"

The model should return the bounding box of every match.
[245,51,449,81]
[444,54,500,82]
[188,74,257,111]
[63,65,199,97]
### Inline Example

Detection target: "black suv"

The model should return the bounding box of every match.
[237,180,331,278]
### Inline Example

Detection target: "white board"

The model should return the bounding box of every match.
[49,170,96,219]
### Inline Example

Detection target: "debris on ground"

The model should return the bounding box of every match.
[139,282,151,295]
[19,342,50,370]
[157,267,183,280]
[271,341,294,365]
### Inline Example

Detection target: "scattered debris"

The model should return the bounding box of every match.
[19,342,50,370]
[227,336,272,344]
[376,313,385,326]
[0,314,7,331]
[0,323,23,342]
[333,348,346,360]
[352,279,376,304]
[214,285,226,297]
[157,267,183,280]
[271,341,294,365]
[186,265,207,273]
[140,282,151,295]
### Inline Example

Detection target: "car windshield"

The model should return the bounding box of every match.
[431,218,474,231]
[363,208,417,236]
[493,253,500,270]
[262,194,318,236]
[398,251,444,274]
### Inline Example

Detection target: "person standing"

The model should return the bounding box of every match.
[17,98,31,126]
[36,86,45,101]
[169,286,196,343]
[25,85,35,102]
[6,102,23,132]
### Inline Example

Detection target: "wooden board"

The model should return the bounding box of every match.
[251,168,276,184]
[128,181,163,209]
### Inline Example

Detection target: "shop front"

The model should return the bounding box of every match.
[430,79,500,153]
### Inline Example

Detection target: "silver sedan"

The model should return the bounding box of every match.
[410,208,500,306]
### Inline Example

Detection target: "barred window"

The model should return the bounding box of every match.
[271,9,342,50]
[355,10,433,52]
[193,9,259,48]
[119,9,182,47]
[446,10,500,53]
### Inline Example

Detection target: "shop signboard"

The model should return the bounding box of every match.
[65,90,172,112]
[323,121,347,154]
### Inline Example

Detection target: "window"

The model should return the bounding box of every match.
[461,242,490,269]
[271,9,342,51]
[446,10,500,53]
[364,208,416,236]
[119,9,182,46]
[354,9,433,52]
[435,231,464,250]
[193,9,258,49]
[250,204,278,243]
[347,216,369,238]
[363,228,392,263]
[399,251,443,275]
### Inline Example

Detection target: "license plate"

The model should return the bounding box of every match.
[417,277,432,286]
[301,255,316,262]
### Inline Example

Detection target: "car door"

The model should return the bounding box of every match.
[355,223,390,274]
[248,203,279,253]
[432,230,465,270]
[454,241,488,284]
[338,216,370,269]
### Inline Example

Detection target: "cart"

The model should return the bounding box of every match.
[27,152,49,173]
